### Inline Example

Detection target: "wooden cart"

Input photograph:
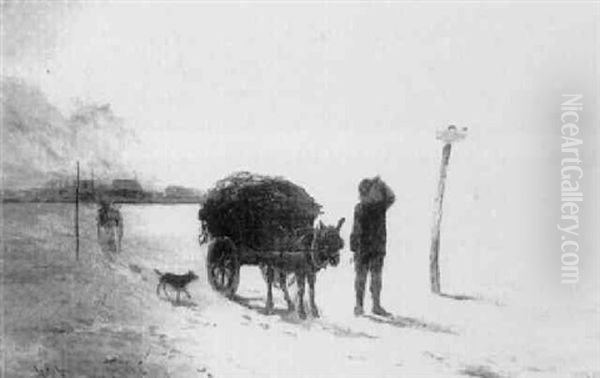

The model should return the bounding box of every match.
[205,233,315,298]
[198,172,324,298]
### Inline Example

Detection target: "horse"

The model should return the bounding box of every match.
[263,217,345,319]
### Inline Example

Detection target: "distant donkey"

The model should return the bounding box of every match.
[263,218,345,319]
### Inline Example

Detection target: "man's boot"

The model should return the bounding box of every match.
[354,302,364,316]
[371,269,391,317]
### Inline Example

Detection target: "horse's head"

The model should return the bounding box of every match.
[311,217,345,268]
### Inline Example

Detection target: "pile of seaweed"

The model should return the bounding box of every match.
[198,172,322,250]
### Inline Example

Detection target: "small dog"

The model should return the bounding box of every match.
[154,269,198,303]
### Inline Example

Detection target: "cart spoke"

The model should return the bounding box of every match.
[224,268,232,286]
[212,266,220,281]
[219,268,226,287]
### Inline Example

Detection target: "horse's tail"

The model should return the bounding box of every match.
[154,269,162,276]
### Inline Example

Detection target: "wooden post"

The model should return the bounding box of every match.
[75,162,80,260]
[430,125,467,294]
[430,143,451,294]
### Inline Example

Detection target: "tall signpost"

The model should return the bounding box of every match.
[430,125,468,294]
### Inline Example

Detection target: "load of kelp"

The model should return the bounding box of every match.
[198,172,322,251]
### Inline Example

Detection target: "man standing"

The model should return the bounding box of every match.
[350,176,395,316]
[97,198,123,255]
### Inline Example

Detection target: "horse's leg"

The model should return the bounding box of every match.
[113,227,119,253]
[115,227,121,253]
[307,273,319,318]
[265,266,274,314]
[297,274,306,319]
[104,226,115,253]
[280,271,294,311]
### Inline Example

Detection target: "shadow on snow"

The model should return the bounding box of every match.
[364,314,457,335]
[439,292,479,301]
[231,294,379,340]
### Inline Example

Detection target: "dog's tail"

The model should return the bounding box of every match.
[154,269,163,276]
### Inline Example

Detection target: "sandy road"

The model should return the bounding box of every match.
[2,203,598,377]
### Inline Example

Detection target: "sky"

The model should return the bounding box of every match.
[2,1,599,291]
[2,2,596,185]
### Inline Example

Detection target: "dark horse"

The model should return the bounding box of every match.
[263,218,345,319]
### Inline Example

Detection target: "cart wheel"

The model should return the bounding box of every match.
[206,238,240,298]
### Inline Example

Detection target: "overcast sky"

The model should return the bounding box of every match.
[2,1,596,187]
[2,1,599,291]
[1,1,596,198]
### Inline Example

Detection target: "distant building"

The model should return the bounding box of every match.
[163,185,203,203]
[165,186,196,198]
[112,179,142,192]
[80,179,94,192]
[45,179,69,190]
[2,189,22,202]
[111,179,144,199]
[78,179,95,200]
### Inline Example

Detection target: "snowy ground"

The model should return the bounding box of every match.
[2,203,599,377]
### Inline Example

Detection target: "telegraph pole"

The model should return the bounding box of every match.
[75,162,80,260]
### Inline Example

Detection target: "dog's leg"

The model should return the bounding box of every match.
[280,271,295,311]
[176,289,181,304]
[156,281,162,296]
[297,274,306,319]
[308,273,319,318]
[265,266,274,314]
[184,288,192,299]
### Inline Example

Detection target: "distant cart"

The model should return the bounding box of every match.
[198,172,323,298]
